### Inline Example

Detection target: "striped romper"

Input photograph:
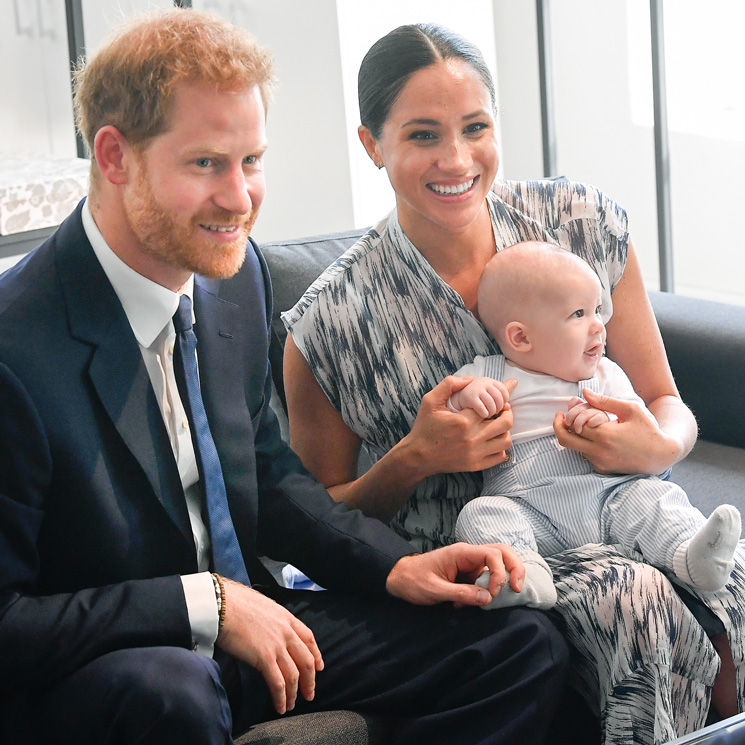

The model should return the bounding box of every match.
[453,353,716,576]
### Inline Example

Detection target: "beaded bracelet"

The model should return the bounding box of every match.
[211,573,226,631]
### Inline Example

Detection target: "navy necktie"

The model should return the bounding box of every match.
[172,295,250,585]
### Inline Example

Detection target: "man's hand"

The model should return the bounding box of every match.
[385,543,525,607]
[215,579,324,715]
[448,376,516,419]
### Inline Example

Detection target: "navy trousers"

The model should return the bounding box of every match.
[7,587,572,745]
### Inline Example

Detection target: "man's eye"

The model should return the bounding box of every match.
[195,158,211,168]
[244,155,257,165]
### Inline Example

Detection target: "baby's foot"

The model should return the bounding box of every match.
[477,550,557,610]
[674,505,741,592]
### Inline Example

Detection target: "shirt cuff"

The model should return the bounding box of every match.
[181,572,219,657]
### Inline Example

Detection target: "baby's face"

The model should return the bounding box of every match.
[524,269,606,382]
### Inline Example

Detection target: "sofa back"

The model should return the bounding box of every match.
[648,291,745,449]
[260,230,745,450]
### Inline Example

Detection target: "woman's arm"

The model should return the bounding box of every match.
[554,237,697,474]
[284,334,514,522]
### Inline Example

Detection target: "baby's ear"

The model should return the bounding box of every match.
[504,321,531,353]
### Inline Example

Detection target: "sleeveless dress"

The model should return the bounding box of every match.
[284,179,745,744]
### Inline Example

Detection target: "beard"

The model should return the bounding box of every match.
[123,167,255,280]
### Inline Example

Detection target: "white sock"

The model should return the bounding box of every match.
[477,550,557,610]
[673,505,741,592]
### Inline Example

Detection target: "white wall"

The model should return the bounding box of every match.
[82,0,175,56]
[0,0,77,157]
[491,1,544,180]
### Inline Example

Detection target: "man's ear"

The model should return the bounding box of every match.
[503,321,531,353]
[93,125,134,186]
[358,125,382,168]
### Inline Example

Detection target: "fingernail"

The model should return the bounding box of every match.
[516,577,524,592]
[476,588,491,603]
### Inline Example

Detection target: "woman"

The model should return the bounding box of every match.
[282,24,744,744]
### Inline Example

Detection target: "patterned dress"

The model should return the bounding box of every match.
[284,179,745,744]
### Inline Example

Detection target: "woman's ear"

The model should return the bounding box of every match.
[358,125,382,168]
[93,125,133,186]
[504,321,531,353]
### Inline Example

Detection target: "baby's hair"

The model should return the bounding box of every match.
[478,241,598,346]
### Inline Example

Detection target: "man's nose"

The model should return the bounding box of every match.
[215,165,252,215]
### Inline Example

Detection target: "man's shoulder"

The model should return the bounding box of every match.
[0,230,60,319]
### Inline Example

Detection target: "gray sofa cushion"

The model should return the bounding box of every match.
[234,710,389,745]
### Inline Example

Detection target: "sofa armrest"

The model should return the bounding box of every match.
[649,291,745,449]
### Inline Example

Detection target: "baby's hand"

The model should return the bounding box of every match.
[564,396,611,434]
[449,377,515,419]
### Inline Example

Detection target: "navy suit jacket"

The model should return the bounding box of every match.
[0,202,413,696]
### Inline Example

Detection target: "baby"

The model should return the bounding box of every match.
[450,241,741,610]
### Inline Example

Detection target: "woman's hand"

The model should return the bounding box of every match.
[285,334,516,521]
[555,389,683,475]
[403,375,517,480]
[448,376,515,419]
[594,236,697,473]
[563,395,611,434]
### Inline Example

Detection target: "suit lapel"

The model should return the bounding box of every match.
[56,206,193,546]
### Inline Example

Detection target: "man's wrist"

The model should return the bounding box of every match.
[386,553,420,598]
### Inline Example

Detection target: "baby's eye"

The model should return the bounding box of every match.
[571,309,584,318]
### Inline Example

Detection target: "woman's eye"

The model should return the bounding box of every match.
[409,130,436,141]
[465,122,489,135]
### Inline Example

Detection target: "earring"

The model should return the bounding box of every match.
[376,162,383,170]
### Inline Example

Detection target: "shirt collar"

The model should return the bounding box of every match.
[82,198,194,348]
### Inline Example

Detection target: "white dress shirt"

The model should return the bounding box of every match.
[82,200,219,656]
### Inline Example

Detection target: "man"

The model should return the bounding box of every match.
[0,9,569,744]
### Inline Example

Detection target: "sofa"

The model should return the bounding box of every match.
[232,227,745,744]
